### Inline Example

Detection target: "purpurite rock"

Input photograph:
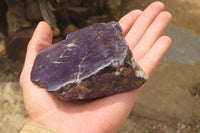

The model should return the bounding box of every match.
[31,21,148,101]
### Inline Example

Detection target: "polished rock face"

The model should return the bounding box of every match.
[31,21,148,101]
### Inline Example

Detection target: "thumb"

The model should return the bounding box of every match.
[20,21,52,87]
[24,21,53,68]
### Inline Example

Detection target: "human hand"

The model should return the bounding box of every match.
[20,1,172,133]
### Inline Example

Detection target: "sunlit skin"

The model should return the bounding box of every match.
[20,2,172,133]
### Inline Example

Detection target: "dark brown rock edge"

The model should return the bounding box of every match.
[31,21,148,101]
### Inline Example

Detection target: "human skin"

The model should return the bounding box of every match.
[20,1,172,133]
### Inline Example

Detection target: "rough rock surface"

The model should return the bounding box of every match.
[31,22,148,100]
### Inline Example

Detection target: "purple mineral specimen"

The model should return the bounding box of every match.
[31,21,148,101]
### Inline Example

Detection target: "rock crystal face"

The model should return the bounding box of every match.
[31,21,148,101]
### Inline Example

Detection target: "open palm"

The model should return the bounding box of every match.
[20,2,172,133]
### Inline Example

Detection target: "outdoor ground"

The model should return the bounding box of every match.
[0,0,200,133]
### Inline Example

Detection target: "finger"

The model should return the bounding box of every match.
[24,21,52,70]
[20,21,52,87]
[119,10,142,36]
[125,1,165,50]
[133,11,172,61]
[138,36,172,75]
